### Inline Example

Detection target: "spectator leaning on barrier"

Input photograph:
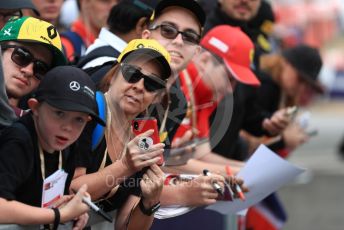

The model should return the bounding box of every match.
[0,2,40,129]
[0,65,107,229]
[0,16,66,118]
[169,25,260,176]
[142,0,204,151]
[140,0,247,208]
[255,44,324,152]
[72,39,169,229]
[203,0,290,161]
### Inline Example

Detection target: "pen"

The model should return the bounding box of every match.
[203,169,224,196]
[72,189,113,223]
[225,165,246,201]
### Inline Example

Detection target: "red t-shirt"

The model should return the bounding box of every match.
[174,63,218,140]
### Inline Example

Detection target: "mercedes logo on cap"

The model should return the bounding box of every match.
[69,81,80,91]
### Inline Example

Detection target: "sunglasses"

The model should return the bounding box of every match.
[149,24,201,45]
[1,44,50,80]
[120,63,166,92]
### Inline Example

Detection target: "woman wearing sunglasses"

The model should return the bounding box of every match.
[0,16,66,118]
[71,39,169,229]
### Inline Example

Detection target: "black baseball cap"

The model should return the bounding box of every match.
[282,44,324,93]
[1,0,40,16]
[151,0,206,27]
[34,66,105,126]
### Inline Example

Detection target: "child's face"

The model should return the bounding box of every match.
[30,100,91,152]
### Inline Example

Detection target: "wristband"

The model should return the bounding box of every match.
[138,198,160,216]
[52,208,60,230]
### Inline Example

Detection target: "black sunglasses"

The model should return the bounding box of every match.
[149,24,201,45]
[120,63,166,92]
[1,44,50,80]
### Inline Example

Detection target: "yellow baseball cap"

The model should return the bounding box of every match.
[0,16,66,66]
[117,39,171,79]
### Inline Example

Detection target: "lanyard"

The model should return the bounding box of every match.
[38,143,62,180]
[101,93,129,170]
[158,89,170,142]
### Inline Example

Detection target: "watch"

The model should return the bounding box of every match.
[139,198,161,216]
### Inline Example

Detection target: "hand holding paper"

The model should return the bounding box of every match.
[156,145,305,219]
[206,144,305,215]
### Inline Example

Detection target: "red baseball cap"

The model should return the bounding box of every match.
[200,25,260,86]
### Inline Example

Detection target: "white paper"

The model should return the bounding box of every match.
[205,144,305,215]
[41,169,68,208]
[155,205,195,219]
[155,145,305,219]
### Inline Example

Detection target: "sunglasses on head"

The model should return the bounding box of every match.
[1,44,50,80]
[120,63,166,92]
[149,24,201,45]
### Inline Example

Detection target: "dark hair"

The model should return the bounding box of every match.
[107,0,153,34]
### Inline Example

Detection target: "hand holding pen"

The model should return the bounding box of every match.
[203,169,224,196]
[225,165,247,201]
[71,187,113,223]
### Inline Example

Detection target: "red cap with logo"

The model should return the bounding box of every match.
[200,25,260,86]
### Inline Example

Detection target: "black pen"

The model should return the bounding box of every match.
[72,189,113,223]
[203,169,224,196]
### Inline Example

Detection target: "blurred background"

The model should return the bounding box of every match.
[269,0,344,229]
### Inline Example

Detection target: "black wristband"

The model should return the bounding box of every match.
[138,198,160,216]
[52,208,60,230]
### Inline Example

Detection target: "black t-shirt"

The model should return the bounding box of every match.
[147,77,187,155]
[205,6,272,159]
[77,121,142,212]
[0,114,76,207]
[255,71,286,151]
[210,83,271,160]
[255,71,281,114]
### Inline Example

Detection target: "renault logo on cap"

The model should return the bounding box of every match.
[137,44,144,48]
[69,81,80,91]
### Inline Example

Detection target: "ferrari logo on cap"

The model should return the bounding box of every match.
[69,81,80,91]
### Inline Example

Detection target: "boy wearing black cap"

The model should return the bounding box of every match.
[0,66,105,228]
